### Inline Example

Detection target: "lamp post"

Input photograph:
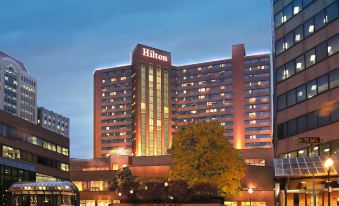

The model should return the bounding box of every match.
[248,188,253,206]
[324,158,333,206]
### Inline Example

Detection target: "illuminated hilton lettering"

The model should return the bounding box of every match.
[142,48,168,62]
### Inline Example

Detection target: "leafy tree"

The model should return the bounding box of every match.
[169,121,245,197]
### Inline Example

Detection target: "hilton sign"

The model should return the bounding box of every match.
[142,48,168,62]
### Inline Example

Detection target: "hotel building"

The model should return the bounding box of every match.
[94,44,272,158]
[0,51,37,124]
[273,0,339,205]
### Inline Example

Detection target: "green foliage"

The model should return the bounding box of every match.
[169,121,245,197]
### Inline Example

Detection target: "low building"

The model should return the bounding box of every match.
[70,148,274,206]
[0,109,70,204]
[38,107,70,138]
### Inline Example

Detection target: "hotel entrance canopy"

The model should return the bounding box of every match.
[274,156,338,177]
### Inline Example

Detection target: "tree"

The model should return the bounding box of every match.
[169,121,245,197]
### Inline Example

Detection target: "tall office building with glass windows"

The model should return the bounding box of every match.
[94,44,272,158]
[0,51,37,124]
[273,0,339,204]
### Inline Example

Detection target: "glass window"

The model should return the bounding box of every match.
[287,89,296,107]
[327,34,339,56]
[293,0,302,15]
[278,123,287,139]
[315,42,327,62]
[307,111,318,129]
[320,143,331,156]
[278,94,286,110]
[303,0,313,7]
[276,38,285,54]
[295,55,305,73]
[332,140,339,155]
[297,115,307,133]
[326,1,339,23]
[277,66,285,82]
[331,105,339,122]
[307,80,317,98]
[329,69,339,88]
[284,4,293,22]
[297,85,306,102]
[275,11,283,27]
[314,11,325,30]
[294,25,304,43]
[288,119,297,136]
[285,61,295,78]
[317,75,329,93]
[305,49,316,68]
[285,32,294,50]
[298,149,307,157]
[318,111,330,126]
[304,18,314,37]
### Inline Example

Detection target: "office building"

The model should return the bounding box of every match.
[0,109,70,204]
[0,51,37,124]
[94,44,272,158]
[38,107,70,137]
[273,0,339,205]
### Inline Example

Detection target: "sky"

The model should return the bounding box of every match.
[0,0,271,158]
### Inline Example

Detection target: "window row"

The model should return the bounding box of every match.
[103,125,132,130]
[244,65,270,72]
[244,73,270,79]
[245,126,271,132]
[1,145,69,171]
[245,88,270,95]
[176,70,232,81]
[101,104,131,110]
[101,96,132,103]
[277,102,339,139]
[274,0,316,28]
[101,68,132,77]
[276,1,339,55]
[176,63,232,74]
[278,68,339,111]
[101,118,132,124]
[102,76,130,83]
[279,139,339,158]
[246,111,270,117]
[101,111,131,117]
[175,114,233,123]
[245,118,271,124]
[245,96,271,103]
[101,131,131,137]
[245,142,272,147]
[245,80,270,87]
[102,138,133,144]
[276,33,339,83]
[175,93,232,101]
[245,103,270,110]
[176,78,232,88]
[0,123,69,156]
[244,57,270,64]
[178,107,233,115]
[174,99,233,108]
[245,134,271,139]
[175,85,232,94]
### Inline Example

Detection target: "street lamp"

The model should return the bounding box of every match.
[324,158,333,206]
[248,188,253,206]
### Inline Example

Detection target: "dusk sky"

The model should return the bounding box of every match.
[1,0,271,158]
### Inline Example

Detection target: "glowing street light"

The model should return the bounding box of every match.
[324,158,333,206]
[164,182,169,187]
[248,188,254,206]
